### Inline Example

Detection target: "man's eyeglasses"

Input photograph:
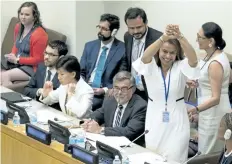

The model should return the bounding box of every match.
[96,25,110,32]
[113,86,134,93]
[44,52,59,57]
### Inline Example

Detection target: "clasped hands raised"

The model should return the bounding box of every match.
[162,24,183,41]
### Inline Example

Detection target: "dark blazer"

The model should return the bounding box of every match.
[218,149,232,164]
[80,38,125,89]
[120,27,162,100]
[90,94,147,146]
[121,27,162,71]
[23,63,61,110]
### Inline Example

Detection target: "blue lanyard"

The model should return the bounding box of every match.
[161,67,172,111]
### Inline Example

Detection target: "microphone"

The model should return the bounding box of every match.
[182,152,201,164]
[121,130,149,148]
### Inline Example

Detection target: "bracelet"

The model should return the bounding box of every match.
[159,37,164,43]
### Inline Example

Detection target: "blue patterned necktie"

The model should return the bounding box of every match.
[92,46,108,88]
[114,104,123,127]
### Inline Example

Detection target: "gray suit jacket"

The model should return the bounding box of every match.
[90,94,147,146]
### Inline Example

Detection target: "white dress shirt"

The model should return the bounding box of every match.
[36,67,57,96]
[89,39,114,92]
[112,102,128,127]
[44,67,56,83]
[131,28,148,91]
[40,77,94,119]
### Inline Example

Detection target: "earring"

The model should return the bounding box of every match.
[209,44,212,48]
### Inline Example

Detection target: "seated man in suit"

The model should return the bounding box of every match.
[80,13,125,111]
[83,71,147,146]
[23,40,68,110]
[218,112,232,164]
[120,7,162,101]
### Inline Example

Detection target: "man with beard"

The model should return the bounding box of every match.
[80,14,125,111]
[23,40,68,110]
[82,71,147,146]
[121,7,162,101]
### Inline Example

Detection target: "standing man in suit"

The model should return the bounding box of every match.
[83,71,147,146]
[121,7,162,101]
[80,14,125,111]
[23,40,68,110]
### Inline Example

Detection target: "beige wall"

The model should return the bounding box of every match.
[1,1,232,59]
[104,1,232,55]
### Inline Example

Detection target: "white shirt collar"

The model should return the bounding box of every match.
[46,67,56,76]
[100,38,114,50]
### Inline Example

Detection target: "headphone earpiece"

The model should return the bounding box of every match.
[111,29,118,37]
[224,129,232,140]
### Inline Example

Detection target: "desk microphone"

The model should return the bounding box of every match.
[121,130,149,148]
[182,152,201,164]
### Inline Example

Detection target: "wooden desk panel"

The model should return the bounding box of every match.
[1,122,83,164]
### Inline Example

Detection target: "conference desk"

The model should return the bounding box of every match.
[0,86,179,164]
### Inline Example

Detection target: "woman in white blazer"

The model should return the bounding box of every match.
[40,56,94,119]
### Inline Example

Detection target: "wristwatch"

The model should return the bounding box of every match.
[100,127,105,135]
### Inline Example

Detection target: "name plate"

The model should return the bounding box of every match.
[72,144,99,164]
[26,123,51,145]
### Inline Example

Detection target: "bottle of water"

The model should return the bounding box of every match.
[69,134,76,144]
[75,130,86,148]
[113,155,121,164]
[13,111,20,127]
[29,112,37,124]
[122,157,130,164]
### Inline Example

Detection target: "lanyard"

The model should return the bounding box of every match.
[161,66,172,111]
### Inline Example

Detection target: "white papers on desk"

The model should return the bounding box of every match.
[36,110,69,124]
[128,152,167,164]
[69,129,131,150]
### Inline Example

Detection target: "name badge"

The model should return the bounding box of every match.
[135,74,142,86]
[162,111,170,123]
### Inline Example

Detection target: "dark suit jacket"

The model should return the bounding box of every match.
[90,94,147,146]
[218,149,232,164]
[23,63,61,110]
[120,27,162,100]
[80,38,125,89]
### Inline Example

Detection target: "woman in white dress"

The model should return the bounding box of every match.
[188,22,231,154]
[132,25,200,163]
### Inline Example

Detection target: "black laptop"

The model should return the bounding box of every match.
[1,92,31,103]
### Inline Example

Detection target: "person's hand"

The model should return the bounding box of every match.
[42,81,53,98]
[168,25,182,39]
[188,108,198,121]
[105,89,114,97]
[84,120,101,134]
[186,80,199,89]
[93,88,105,96]
[81,119,92,130]
[6,53,17,64]
[67,83,76,97]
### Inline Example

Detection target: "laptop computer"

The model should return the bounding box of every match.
[1,92,31,103]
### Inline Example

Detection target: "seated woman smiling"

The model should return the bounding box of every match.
[40,56,94,119]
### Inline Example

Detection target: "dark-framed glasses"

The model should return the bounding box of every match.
[113,86,134,93]
[96,25,110,32]
[197,33,207,41]
[44,52,59,57]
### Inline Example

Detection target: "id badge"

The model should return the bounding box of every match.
[135,75,142,86]
[162,111,170,123]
